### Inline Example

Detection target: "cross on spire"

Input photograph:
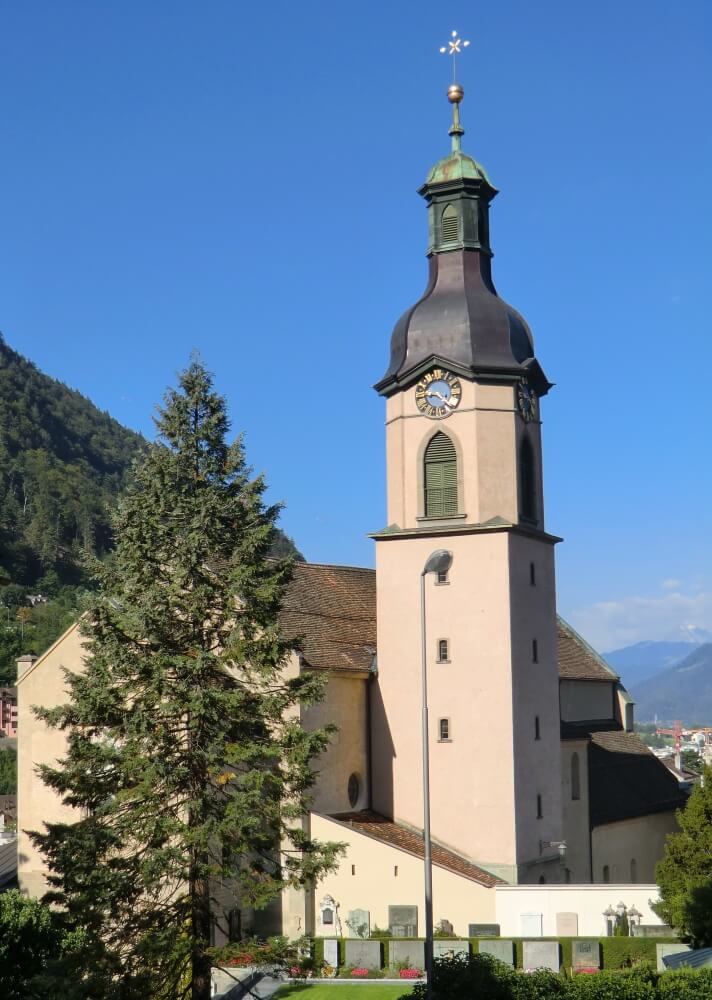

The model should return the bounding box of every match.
[439,30,470,81]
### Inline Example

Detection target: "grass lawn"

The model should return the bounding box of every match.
[273,985,413,999]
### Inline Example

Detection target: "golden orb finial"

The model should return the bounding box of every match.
[447,83,464,104]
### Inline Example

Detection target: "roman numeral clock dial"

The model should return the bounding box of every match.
[414,369,462,418]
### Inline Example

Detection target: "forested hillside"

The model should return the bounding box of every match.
[0,335,302,684]
[0,333,145,586]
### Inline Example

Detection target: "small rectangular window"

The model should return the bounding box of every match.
[436,570,449,584]
[530,562,536,585]
[438,718,451,741]
[437,638,450,662]
[536,794,543,819]
[351,864,356,876]
[532,639,539,663]
[535,716,541,740]
[394,865,399,877]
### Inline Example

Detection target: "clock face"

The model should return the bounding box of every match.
[415,369,462,418]
[517,380,538,422]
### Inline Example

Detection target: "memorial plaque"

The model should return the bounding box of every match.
[323,939,339,969]
[521,912,543,937]
[389,905,418,938]
[656,943,691,972]
[469,923,500,937]
[345,939,382,970]
[556,912,578,937]
[572,940,600,969]
[479,940,514,967]
[346,908,370,938]
[434,939,469,959]
[523,940,560,973]
[390,940,425,969]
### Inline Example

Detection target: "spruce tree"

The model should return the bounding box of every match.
[31,360,341,999]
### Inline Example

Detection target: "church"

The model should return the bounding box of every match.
[16,80,684,940]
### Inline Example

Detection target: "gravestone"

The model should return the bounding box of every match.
[469,923,500,937]
[656,943,691,971]
[521,912,543,937]
[390,940,425,970]
[389,905,418,937]
[556,912,578,937]
[637,924,674,938]
[320,906,334,927]
[346,908,370,938]
[434,939,469,959]
[572,940,600,969]
[479,940,515,967]
[523,940,560,973]
[345,939,382,970]
[323,939,339,969]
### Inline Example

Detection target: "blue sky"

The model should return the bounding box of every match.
[0,1,710,651]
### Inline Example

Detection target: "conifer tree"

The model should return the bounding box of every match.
[31,360,341,1000]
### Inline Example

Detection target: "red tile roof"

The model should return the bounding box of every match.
[280,563,376,673]
[328,810,504,888]
[557,618,619,682]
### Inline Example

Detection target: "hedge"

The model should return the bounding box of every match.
[312,935,682,972]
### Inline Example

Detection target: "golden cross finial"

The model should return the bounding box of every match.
[439,30,470,81]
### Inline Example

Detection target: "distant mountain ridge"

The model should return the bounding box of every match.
[603,640,701,690]
[631,643,712,723]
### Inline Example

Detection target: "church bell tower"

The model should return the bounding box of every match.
[370,79,564,884]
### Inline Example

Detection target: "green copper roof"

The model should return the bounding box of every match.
[425,150,493,187]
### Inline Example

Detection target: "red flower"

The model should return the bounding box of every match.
[351,967,369,977]
[399,968,421,978]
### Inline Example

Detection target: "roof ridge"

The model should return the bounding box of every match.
[557,615,619,681]
[295,561,375,574]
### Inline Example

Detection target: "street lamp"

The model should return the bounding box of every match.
[420,548,453,999]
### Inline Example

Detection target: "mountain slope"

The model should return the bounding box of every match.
[632,643,712,723]
[604,640,698,690]
[0,335,302,683]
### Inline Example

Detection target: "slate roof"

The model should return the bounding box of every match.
[557,617,619,682]
[328,810,504,887]
[587,729,687,827]
[280,563,376,673]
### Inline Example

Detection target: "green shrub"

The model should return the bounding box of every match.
[657,968,712,999]
[600,938,660,969]
[511,969,569,998]
[570,967,656,999]
[405,953,516,1000]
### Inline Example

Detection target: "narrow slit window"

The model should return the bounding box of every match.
[351,864,356,876]
[603,865,610,884]
[424,432,458,518]
[530,562,536,586]
[535,716,541,740]
[536,794,543,819]
[394,865,399,877]
[438,718,451,741]
[571,753,581,800]
[437,639,450,662]
[532,639,539,663]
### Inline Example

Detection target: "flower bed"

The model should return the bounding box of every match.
[399,967,422,979]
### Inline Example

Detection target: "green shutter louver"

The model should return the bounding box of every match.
[424,432,458,517]
[441,204,458,243]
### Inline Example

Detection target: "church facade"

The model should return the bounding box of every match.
[16,84,684,940]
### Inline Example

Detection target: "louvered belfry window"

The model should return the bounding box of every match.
[424,432,458,517]
[441,204,459,242]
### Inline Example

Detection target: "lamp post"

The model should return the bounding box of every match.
[420,548,453,999]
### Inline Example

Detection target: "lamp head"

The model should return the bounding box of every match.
[422,550,454,576]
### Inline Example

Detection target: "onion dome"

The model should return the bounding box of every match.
[375,84,551,397]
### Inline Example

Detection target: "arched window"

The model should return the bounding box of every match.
[571,753,581,801]
[602,865,610,884]
[441,204,458,242]
[519,436,537,522]
[630,858,637,883]
[424,432,458,518]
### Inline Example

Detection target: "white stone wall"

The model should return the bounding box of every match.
[495,883,663,937]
